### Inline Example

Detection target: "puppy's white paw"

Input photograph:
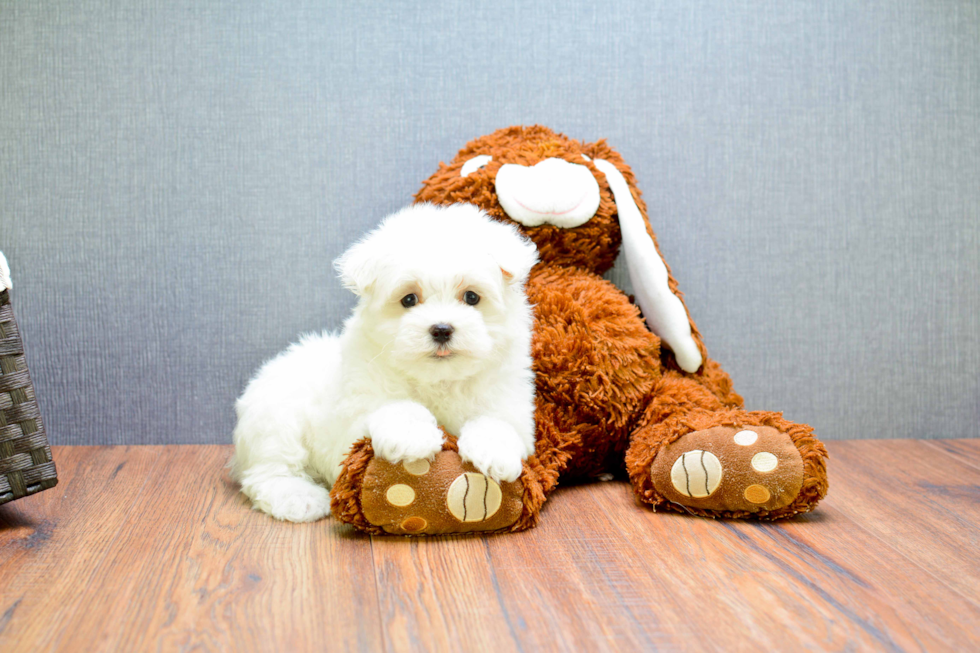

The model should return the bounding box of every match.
[249,476,331,523]
[368,400,444,464]
[457,416,526,483]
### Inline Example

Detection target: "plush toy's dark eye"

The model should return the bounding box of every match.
[463,290,480,306]
[401,293,418,308]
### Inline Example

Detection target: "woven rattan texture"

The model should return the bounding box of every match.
[0,288,57,504]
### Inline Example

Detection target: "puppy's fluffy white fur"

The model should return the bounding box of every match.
[230,203,539,522]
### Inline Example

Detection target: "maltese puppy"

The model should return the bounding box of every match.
[230,203,539,522]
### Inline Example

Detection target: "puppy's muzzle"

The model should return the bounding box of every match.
[429,323,454,344]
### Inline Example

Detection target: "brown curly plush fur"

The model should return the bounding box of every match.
[333,125,828,530]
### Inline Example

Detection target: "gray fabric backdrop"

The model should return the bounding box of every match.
[1,1,978,445]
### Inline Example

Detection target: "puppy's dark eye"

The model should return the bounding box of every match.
[463,290,480,306]
[401,293,418,308]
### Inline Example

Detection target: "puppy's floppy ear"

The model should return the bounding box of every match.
[480,214,539,285]
[333,237,380,296]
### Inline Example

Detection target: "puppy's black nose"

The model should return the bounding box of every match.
[429,323,454,344]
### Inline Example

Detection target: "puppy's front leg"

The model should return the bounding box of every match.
[457,417,531,483]
[367,400,445,464]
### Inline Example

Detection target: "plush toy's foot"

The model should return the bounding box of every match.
[651,425,805,513]
[627,411,828,519]
[331,434,542,535]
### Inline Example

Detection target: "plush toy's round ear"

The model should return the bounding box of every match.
[590,155,704,373]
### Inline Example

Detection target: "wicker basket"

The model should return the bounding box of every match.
[0,252,57,505]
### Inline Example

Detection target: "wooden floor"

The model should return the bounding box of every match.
[1,440,979,652]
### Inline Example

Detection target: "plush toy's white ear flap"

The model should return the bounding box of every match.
[593,159,703,373]
[333,238,379,296]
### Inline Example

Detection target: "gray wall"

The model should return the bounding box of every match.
[1,1,978,445]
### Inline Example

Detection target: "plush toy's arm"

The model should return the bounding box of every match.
[593,159,703,373]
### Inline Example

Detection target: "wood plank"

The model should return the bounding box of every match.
[485,482,695,652]
[2,441,979,651]
[369,532,520,652]
[22,445,382,652]
[368,481,687,653]
[133,448,383,652]
[718,505,980,650]
[827,439,980,609]
[0,446,168,649]
[922,438,980,472]
[585,478,980,651]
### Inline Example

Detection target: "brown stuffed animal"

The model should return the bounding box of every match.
[331,125,828,535]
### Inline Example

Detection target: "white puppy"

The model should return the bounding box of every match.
[230,203,539,522]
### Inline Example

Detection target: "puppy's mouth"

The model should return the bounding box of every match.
[431,346,456,360]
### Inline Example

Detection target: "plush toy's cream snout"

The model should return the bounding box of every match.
[494,157,600,229]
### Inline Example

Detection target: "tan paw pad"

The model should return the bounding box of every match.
[403,459,430,475]
[751,452,778,472]
[670,450,723,498]
[733,430,758,446]
[447,473,502,522]
[386,484,416,506]
[743,485,771,504]
[400,516,428,532]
